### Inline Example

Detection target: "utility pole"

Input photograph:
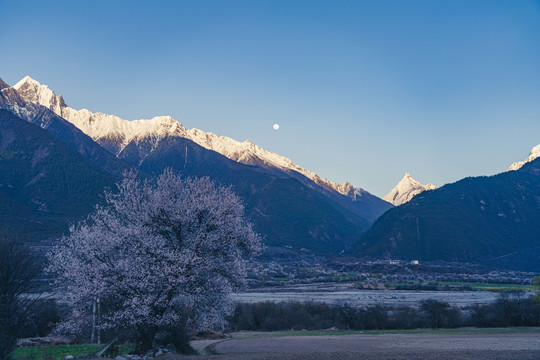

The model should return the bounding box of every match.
[91,298,96,343]
[416,217,421,260]
[97,297,101,344]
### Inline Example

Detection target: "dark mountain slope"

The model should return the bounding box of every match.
[269,166,393,224]
[120,136,369,254]
[356,158,540,270]
[0,109,116,239]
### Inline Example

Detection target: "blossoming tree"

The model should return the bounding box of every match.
[48,169,261,352]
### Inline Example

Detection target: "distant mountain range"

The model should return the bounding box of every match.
[357,157,540,270]
[2,74,539,269]
[381,143,540,207]
[12,76,392,223]
[383,173,436,206]
[0,75,393,253]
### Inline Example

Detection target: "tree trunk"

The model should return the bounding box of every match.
[172,326,195,354]
[135,326,158,354]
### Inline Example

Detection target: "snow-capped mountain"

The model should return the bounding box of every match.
[13,76,187,156]
[0,76,126,176]
[187,128,369,199]
[1,75,388,253]
[507,144,540,172]
[13,75,373,201]
[383,172,436,206]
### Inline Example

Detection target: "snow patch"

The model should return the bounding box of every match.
[507,144,540,171]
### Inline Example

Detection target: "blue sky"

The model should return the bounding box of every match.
[1,0,539,197]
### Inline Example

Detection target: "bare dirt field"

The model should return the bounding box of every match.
[182,331,540,360]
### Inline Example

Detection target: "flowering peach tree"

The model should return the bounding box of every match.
[48,169,261,352]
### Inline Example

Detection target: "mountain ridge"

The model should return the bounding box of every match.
[357,158,540,270]
[12,75,386,204]
[3,75,389,254]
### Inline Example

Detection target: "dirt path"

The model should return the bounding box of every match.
[178,332,540,360]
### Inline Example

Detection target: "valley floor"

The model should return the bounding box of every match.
[184,330,540,360]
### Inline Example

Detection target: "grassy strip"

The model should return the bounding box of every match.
[13,344,134,360]
[438,281,536,292]
[231,327,540,339]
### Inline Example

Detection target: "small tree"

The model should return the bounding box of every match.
[496,290,526,326]
[364,304,388,330]
[48,169,261,353]
[0,235,40,360]
[533,276,540,303]
[420,299,450,328]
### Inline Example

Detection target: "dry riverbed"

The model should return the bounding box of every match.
[183,329,540,360]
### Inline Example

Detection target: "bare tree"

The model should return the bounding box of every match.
[48,169,261,353]
[420,299,450,328]
[496,290,527,326]
[0,235,40,360]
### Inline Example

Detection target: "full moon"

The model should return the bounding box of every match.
[273,123,280,130]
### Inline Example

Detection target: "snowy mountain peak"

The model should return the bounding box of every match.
[336,181,354,195]
[383,172,436,206]
[13,76,64,113]
[507,144,540,171]
[14,75,41,88]
[401,172,419,185]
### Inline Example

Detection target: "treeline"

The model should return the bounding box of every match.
[11,293,540,337]
[228,292,540,331]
